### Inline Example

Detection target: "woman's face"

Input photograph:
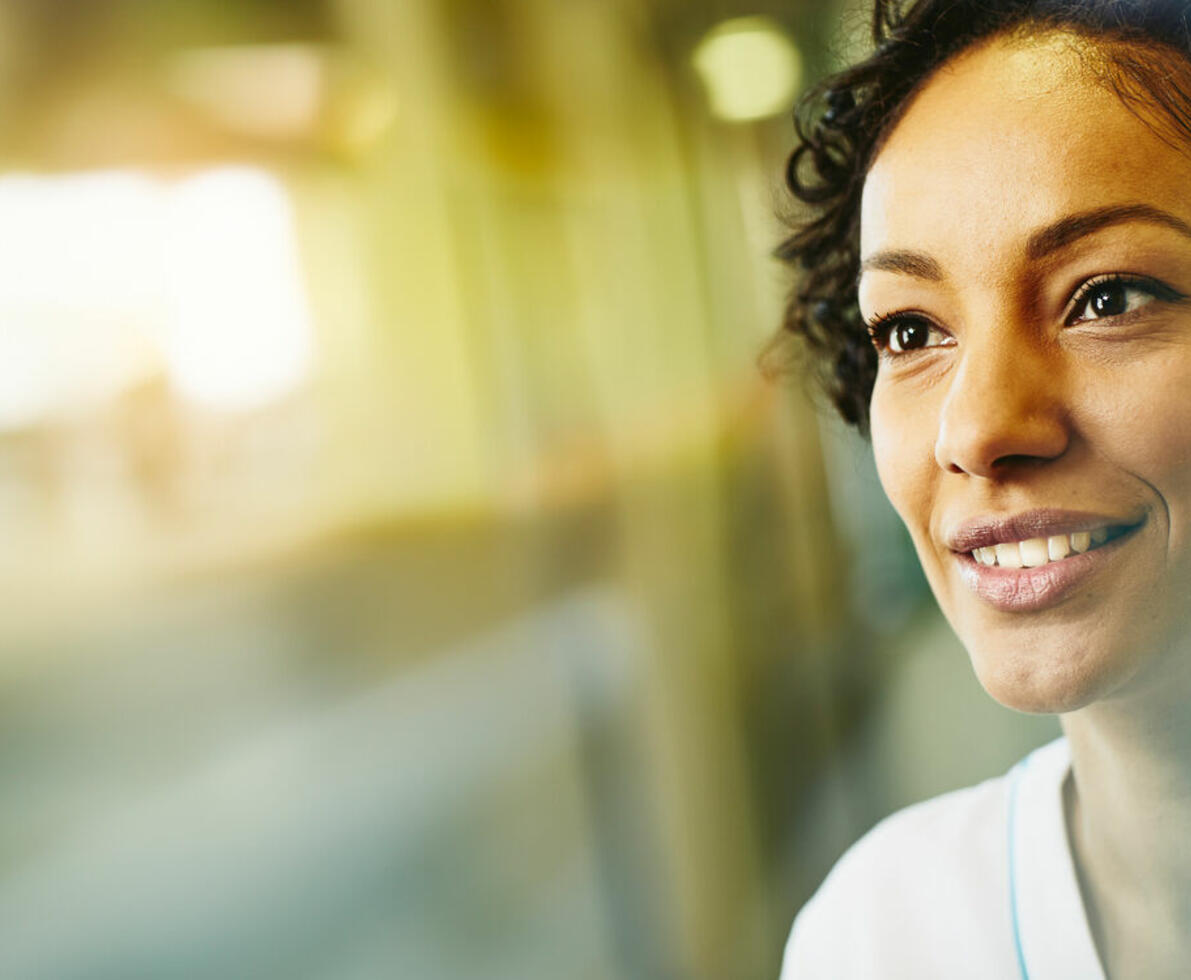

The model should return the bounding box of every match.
[860,32,1191,713]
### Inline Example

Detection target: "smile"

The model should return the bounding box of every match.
[948,510,1147,613]
[970,526,1127,568]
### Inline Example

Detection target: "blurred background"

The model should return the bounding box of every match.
[0,0,1060,977]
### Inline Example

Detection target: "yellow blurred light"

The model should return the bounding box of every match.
[331,81,399,155]
[163,167,314,412]
[692,17,803,122]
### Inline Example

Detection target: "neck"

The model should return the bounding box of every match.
[1062,683,1191,978]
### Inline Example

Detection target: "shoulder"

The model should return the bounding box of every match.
[807,774,1011,923]
[780,772,1018,979]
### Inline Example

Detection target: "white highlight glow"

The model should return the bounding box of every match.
[0,167,313,430]
[0,172,163,429]
[163,167,314,412]
[692,17,804,122]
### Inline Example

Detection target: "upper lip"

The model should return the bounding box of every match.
[943,508,1147,553]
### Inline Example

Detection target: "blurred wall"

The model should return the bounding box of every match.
[0,2,1057,979]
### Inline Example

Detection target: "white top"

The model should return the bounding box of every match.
[780,738,1104,979]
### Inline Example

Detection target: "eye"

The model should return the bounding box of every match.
[1065,274,1183,325]
[867,312,953,355]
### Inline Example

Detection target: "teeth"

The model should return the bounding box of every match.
[995,542,1023,568]
[1019,537,1049,567]
[972,528,1113,568]
[1047,534,1070,561]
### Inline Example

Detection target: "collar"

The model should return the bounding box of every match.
[1009,737,1105,980]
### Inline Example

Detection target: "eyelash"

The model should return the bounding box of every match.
[865,310,942,355]
[1063,273,1183,324]
[865,272,1186,355]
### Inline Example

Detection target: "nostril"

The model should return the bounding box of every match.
[934,369,1071,477]
[936,424,1070,478]
[995,453,1042,469]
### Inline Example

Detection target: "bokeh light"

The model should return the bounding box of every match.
[692,17,804,122]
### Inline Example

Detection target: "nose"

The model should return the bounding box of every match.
[933,332,1070,477]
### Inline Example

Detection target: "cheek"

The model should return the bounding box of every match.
[1082,340,1191,434]
[1080,352,1191,542]
[870,379,936,535]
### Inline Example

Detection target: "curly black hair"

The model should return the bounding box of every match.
[774,0,1191,435]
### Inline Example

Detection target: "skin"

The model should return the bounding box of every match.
[858,31,1191,978]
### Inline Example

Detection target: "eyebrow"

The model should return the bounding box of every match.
[858,203,1191,284]
[858,249,943,281]
[1025,203,1191,259]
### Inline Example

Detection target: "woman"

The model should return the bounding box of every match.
[777,1,1191,977]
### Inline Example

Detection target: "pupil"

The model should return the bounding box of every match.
[1092,284,1126,317]
[897,321,926,349]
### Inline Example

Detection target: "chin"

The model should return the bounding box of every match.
[964,636,1126,716]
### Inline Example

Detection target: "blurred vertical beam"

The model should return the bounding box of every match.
[527,3,768,977]
[328,0,489,520]
[329,0,786,975]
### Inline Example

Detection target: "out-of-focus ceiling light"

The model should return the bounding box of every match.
[169,44,327,140]
[168,45,398,152]
[692,17,804,122]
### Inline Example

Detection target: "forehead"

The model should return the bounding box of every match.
[860,32,1191,265]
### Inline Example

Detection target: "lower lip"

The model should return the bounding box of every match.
[954,524,1144,612]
